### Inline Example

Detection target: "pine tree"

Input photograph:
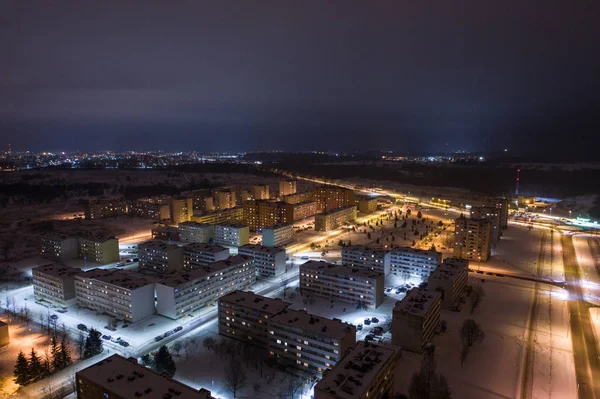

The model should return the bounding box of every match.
[28,348,45,382]
[14,351,30,386]
[51,335,62,372]
[60,336,72,368]
[84,328,103,358]
[154,345,176,377]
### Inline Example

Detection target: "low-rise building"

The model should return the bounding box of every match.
[81,197,127,220]
[342,245,391,275]
[355,195,378,214]
[178,221,214,243]
[214,223,250,247]
[40,233,78,262]
[218,290,291,347]
[156,255,255,319]
[253,184,270,200]
[183,243,230,269]
[392,288,440,353]
[262,223,294,247]
[170,196,193,224]
[268,309,356,374]
[453,216,493,262]
[74,269,156,322]
[191,206,243,225]
[79,235,120,264]
[128,196,171,220]
[428,258,469,310]
[238,244,286,277]
[76,354,216,399]
[279,180,297,196]
[151,224,181,241]
[389,247,441,279]
[32,264,81,307]
[314,341,401,399]
[138,241,184,274]
[315,206,357,232]
[280,200,318,223]
[300,261,384,308]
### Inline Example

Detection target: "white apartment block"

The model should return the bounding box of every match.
[214,223,250,247]
[39,234,78,262]
[300,261,385,308]
[238,244,286,277]
[389,247,441,279]
[32,264,81,307]
[315,206,357,232]
[262,224,294,247]
[392,288,441,353]
[314,341,401,399]
[183,243,230,270]
[138,240,184,274]
[218,290,291,347]
[78,235,120,264]
[178,221,214,243]
[453,216,493,261]
[74,269,156,323]
[428,258,469,310]
[155,255,255,319]
[342,245,391,275]
[268,309,356,374]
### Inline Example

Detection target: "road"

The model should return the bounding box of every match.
[562,235,600,399]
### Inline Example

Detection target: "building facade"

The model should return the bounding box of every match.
[40,234,78,262]
[282,191,312,205]
[151,224,181,241]
[300,261,384,308]
[281,200,319,223]
[341,245,391,275]
[178,221,214,243]
[191,206,244,225]
[138,241,184,274]
[392,288,440,353]
[214,223,250,247]
[214,190,237,210]
[389,247,441,279]
[355,195,378,214]
[238,244,286,277]
[262,224,294,247]
[311,186,355,213]
[453,216,493,261]
[428,258,469,310]
[32,264,81,307]
[183,243,230,270]
[279,180,297,196]
[253,184,270,200]
[170,196,193,224]
[79,236,120,264]
[243,200,282,231]
[315,206,357,232]
[128,196,171,220]
[81,197,127,220]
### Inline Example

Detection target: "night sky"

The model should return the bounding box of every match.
[2,1,599,158]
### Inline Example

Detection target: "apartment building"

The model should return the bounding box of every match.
[389,247,441,279]
[311,186,355,213]
[314,341,401,399]
[262,224,294,247]
[191,206,243,225]
[243,200,282,231]
[155,255,255,319]
[214,189,236,210]
[74,269,156,322]
[238,244,286,277]
[253,184,270,200]
[138,240,184,274]
[279,180,297,196]
[453,216,493,261]
[178,221,214,243]
[180,188,212,212]
[241,189,252,202]
[300,261,384,308]
[81,197,127,220]
[204,196,215,212]
[282,191,311,205]
[488,197,509,229]
[268,309,356,374]
[214,223,250,247]
[79,235,120,264]
[428,258,469,310]
[355,195,378,214]
[341,245,391,275]
[151,224,181,241]
[183,243,230,270]
[281,200,319,223]
[315,206,357,232]
[218,290,291,347]
[470,205,500,243]
[40,233,78,262]
[76,355,216,399]
[128,195,170,220]
[170,196,193,224]
[392,288,440,353]
[32,264,81,307]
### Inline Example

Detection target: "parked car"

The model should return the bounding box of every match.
[132,258,139,262]
[371,317,379,323]
[301,256,309,260]
[357,324,363,331]
[365,334,375,342]
[118,341,130,347]
[117,263,125,267]
[49,314,58,320]
[385,288,392,293]
[110,337,121,343]
[364,318,371,326]
[154,336,164,342]
[174,326,183,332]
[371,327,384,335]
[77,324,88,332]
[395,289,401,294]
[164,331,174,338]
[102,335,111,341]
[56,308,67,313]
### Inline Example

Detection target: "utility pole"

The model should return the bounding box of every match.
[515,168,521,195]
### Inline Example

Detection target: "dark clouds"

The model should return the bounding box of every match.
[1,1,599,158]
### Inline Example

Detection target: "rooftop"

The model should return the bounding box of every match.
[319,206,357,216]
[342,245,388,257]
[33,264,81,278]
[39,232,74,241]
[301,261,383,280]
[159,255,253,287]
[390,246,440,258]
[219,290,290,315]
[178,221,213,229]
[75,269,156,290]
[262,223,293,230]
[77,355,214,399]
[270,309,355,340]
[183,243,229,253]
[394,288,440,317]
[79,234,117,243]
[239,244,285,254]
[138,240,181,252]
[315,341,400,399]
[441,257,469,269]
[214,223,248,229]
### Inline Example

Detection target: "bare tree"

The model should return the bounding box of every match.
[460,319,485,366]
[278,375,304,399]
[171,341,183,357]
[224,357,248,398]
[280,276,289,299]
[470,285,485,313]
[76,332,86,359]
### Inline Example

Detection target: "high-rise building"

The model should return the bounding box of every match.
[218,290,291,347]
[214,223,250,247]
[238,244,286,277]
[183,243,230,269]
[300,261,384,308]
[470,205,500,243]
[151,224,181,241]
[311,185,355,212]
[243,200,282,231]
[138,241,184,274]
[282,191,312,204]
[280,201,318,223]
[392,288,440,353]
[81,197,128,220]
[155,255,255,319]
[342,245,391,275]
[262,224,294,247]
[181,188,212,212]
[39,233,78,262]
[32,264,81,307]
[214,189,236,210]
[128,195,171,220]
[315,206,357,232]
[453,216,493,261]
[314,341,401,399]
[428,258,469,310]
[488,197,509,229]
[253,184,270,200]
[240,189,252,202]
[279,180,297,196]
[389,247,441,279]
[178,221,214,243]
[170,196,193,224]
[79,235,120,264]
[204,196,215,212]
[191,206,243,225]
[268,309,356,374]
[76,355,216,399]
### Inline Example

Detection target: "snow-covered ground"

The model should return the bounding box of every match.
[572,235,600,305]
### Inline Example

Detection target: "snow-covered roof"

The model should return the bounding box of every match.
[159,255,253,287]
[178,221,213,229]
[441,257,469,269]
[239,244,285,255]
[138,240,181,252]
[262,223,293,230]
[389,246,440,258]
[301,261,383,280]
[75,269,156,290]
[319,205,356,216]
[315,341,400,399]
[342,245,388,257]
[214,222,247,229]
[77,355,215,399]
[79,234,117,243]
[394,288,440,317]
[219,290,290,315]
[32,264,81,278]
[270,309,355,340]
[183,243,228,253]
